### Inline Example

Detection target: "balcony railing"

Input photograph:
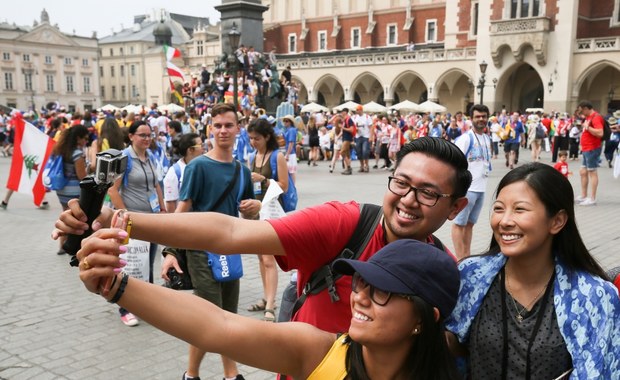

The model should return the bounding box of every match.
[490,17,551,34]
[277,47,476,70]
[575,37,620,52]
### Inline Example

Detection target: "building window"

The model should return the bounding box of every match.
[510,0,541,18]
[132,85,138,98]
[121,85,126,99]
[197,40,204,56]
[426,20,437,43]
[111,66,115,77]
[120,47,124,55]
[612,0,620,25]
[99,66,104,77]
[82,58,89,66]
[109,48,114,56]
[45,55,52,64]
[24,73,32,91]
[2,52,10,60]
[66,76,74,92]
[351,27,361,48]
[288,34,297,53]
[112,85,116,99]
[471,2,479,36]
[23,54,30,62]
[65,57,72,65]
[387,24,397,46]
[130,64,136,77]
[318,31,327,51]
[84,77,91,93]
[46,75,54,92]
[4,72,13,90]
[101,86,105,98]
[130,46,135,54]
[120,65,125,77]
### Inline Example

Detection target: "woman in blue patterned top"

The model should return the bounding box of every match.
[54,124,89,255]
[446,162,619,380]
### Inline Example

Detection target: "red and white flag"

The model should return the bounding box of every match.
[164,45,186,83]
[6,114,55,206]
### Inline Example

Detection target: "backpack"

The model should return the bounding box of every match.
[269,152,298,212]
[43,154,68,191]
[535,123,546,139]
[345,116,357,138]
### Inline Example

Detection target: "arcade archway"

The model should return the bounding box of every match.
[390,71,427,105]
[576,62,620,114]
[314,74,344,108]
[435,69,473,113]
[350,72,384,104]
[495,63,544,112]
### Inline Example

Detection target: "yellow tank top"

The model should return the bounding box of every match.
[307,334,349,380]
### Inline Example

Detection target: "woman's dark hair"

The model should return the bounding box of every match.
[99,118,126,150]
[247,118,279,152]
[172,133,200,157]
[345,296,459,380]
[53,125,89,161]
[395,137,472,199]
[488,163,608,279]
[128,120,148,134]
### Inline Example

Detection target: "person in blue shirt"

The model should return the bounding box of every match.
[503,112,524,169]
[282,115,298,184]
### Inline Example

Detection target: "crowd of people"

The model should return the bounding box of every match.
[1,94,619,379]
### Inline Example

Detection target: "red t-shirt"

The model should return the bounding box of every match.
[267,201,454,333]
[554,161,569,178]
[581,112,604,152]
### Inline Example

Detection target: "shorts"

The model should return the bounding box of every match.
[503,142,519,153]
[186,250,239,313]
[453,191,485,226]
[581,147,601,170]
[287,153,298,174]
[340,141,351,158]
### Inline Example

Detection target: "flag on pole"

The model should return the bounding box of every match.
[164,44,186,83]
[164,45,181,61]
[6,113,55,206]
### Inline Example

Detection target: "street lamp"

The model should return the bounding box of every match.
[477,60,488,105]
[228,22,241,111]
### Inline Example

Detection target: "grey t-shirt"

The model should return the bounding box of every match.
[469,273,572,379]
[121,147,158,213]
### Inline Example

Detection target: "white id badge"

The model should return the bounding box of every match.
[484,161,490,177]
[148,192,161,213]
[253,181,262,195]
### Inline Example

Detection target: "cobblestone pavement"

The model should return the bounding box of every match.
[1,147,618,379]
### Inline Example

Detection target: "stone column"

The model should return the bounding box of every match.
[215,0,269,53]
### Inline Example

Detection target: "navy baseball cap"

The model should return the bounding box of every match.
[332,239,460,318]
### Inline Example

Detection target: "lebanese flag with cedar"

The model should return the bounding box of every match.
[6,114,55,206]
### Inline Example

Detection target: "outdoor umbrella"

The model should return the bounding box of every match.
[101,104,120,112]
[333,101,361,112]
[363,101,387,113]
[300,102,329,113]
[418,100,447,113]
[389,100,422,113]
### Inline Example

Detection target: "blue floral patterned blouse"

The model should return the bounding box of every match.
[445,253,620,379]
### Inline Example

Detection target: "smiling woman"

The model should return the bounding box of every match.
[74,236,460,379]
[446,163,620,379]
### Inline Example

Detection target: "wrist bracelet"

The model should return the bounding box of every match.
[108,272,129,304]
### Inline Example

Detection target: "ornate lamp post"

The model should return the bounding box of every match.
[228,22,241,111]
[477,60,488,105]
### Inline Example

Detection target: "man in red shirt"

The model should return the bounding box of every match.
[576,100,605,206]
[55,138,471,335]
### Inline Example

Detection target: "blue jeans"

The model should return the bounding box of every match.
[582,147,602,170]
[355,136,370,160]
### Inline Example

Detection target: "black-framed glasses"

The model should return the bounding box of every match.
[351,273,413,306]
[387,176,452,207]
[134,133,153,140]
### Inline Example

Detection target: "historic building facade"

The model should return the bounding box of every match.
[98,10,218,107]
[263,0,620,114]
[0,9,100,112]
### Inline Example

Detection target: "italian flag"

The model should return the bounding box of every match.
[6,114,55,206]
[164,45,186,83]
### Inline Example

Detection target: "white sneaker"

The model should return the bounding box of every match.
[574,196,587,204]
[579,198,597,206]
[120,312,139,326]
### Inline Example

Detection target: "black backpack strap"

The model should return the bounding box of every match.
[291,204,382,317]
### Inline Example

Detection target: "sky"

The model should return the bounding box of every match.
[3,0,222,38]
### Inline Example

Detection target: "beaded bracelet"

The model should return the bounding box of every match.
[108,272,129,304]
